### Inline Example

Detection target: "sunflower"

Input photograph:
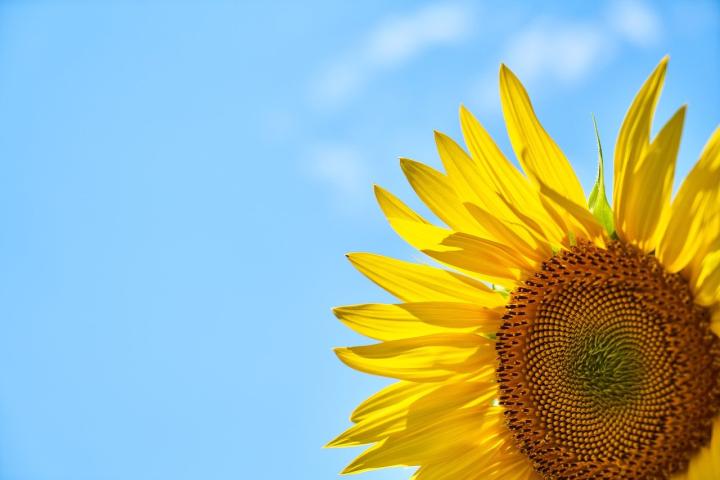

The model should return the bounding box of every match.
[328,57,720,480]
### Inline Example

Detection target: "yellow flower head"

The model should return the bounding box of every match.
[329,57,720,480]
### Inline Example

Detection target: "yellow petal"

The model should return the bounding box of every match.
[328,383,438,447]
[499,64,586,206]
[435,130,555,258]
[412,440,523,480]
[343,405,501,474]
[689,213,720,280]
[616,106,685,252]
[374,184,428,225]
[459,105,532,209]
[350,381,431,423]
[472,450,536,480]
[412,428,532,480]
[711,308,720,338]
[464,203,551,263]
[614,57,668,225]
[374,185,453,251]
[400,158,487,236]
[349,368,495,423]
[657,127,720,272]
[434,130,490,208]
[334,333,495,382]
[497,193,565,249]
[333,302,503,341]
[685,416,720,479]
[459,106,568,246]
[422,231,530,287]
[412,449,489,480]
[330,379,496,448]
[536,179,606,247]
[434,129,543,245]
[692,244,720,306]
[685,134,720,278]
[375,185,542,285]
[347,252,505,306]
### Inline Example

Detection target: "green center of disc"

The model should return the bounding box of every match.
[569,333,643,406]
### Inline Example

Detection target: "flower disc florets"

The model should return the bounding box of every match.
[497,241,720,479]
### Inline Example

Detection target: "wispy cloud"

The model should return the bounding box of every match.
[305,143,370,212]
[505,19,608,85]
[310,3,472,110]
[471,0,662,111]
[607,0,662,47]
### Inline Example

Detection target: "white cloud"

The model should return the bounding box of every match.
[365,4,471,66]
[306,144,370,211]
[311,3,472,109]
[608,0,662,47]
[470,1,663,112]
[505,20,608,86]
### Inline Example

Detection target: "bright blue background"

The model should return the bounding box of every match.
[0,1,717,479]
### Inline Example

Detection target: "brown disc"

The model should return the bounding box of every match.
[496,241,720,479]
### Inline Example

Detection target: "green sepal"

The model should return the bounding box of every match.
[490,284,510,299]
[588,116,615,237]
[567,230,577,247]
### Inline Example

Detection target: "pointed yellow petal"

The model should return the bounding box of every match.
[657,127,720,272]
[349,370,496,423]
[459,106,567,245]
[347,253,505,306]
[351,381,431,423]
[464,203,551,263]
[693,245,720,306]
[434,130,489,207]
[499,64,586,206]
[434,130,542,245]
[536,179,606,247]
[412,427,529,480]
[342,406,500,474]
[412,440,521,480]
[330,379,496,448]
[374,185,453,251]
[685,416,720,480]
[374,184,428,224]
[375,185,543,284]
[459,105,531,208]
[473,452,536,480]
[400,158,487,236]
[711,308,720,338]
[435,130,554,257]
[497,193,565,249]
[333,302,503,341]
[614,57,668,235]
[616,106,685,252]
[689,212,720,280]
[412,449,489,480]
[334,333,495,382]
[328,383,438,448]
[422,231,530,287]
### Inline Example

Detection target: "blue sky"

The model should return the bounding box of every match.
[0,1,717,479]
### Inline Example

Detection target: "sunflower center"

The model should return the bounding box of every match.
[569,331,643,405]
[496,241,720,479]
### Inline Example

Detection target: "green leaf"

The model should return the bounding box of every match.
[588,115,615,237]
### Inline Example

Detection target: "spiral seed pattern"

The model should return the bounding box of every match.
[496,241,720,479]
